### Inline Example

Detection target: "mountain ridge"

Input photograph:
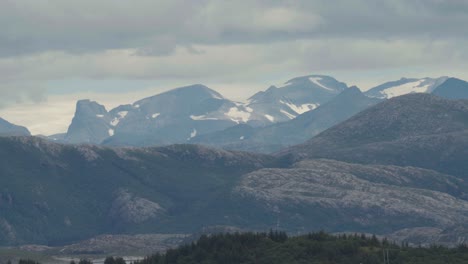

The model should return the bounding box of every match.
[0,117,31,137]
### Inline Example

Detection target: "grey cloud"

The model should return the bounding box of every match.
[2,0,467,57]
[1,0,468,109]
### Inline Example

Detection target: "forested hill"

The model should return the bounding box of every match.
[135,231,468,264]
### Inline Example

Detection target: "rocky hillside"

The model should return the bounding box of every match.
[281,94,468,178]
[0,136,278,246]
[235,159,468,234]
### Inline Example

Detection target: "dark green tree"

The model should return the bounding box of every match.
[104,257,115,264]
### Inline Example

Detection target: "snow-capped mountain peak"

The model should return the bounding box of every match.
[63,75,351,145]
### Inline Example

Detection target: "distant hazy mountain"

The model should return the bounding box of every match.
[365,77,448,99]
[0,117,30,136]
[191,87,381,153]
[245,75,348,125]
[64,76,350,146]
[282,93,468,178]
[432,77,468,99]
[102,84,249,146]
[64,99,115,144]
[64,85,247,145]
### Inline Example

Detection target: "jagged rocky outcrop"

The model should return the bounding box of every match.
[64,100,113,144]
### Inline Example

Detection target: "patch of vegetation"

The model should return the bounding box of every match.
[134,231,468,264]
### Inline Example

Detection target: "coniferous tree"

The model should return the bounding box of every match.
[104,257,115,264]
[114,257,126,264]
[78,259,92,264]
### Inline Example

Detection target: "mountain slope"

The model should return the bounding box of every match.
[2,135,468,246]
[432,77,468,99]
[235,159,468,233]
[191,87,381,153]
[65,85,252,146]
[246,75,348,124]
[0,118,30,136]
[281,93,468,178]
[0,136,278,246]
[365,77,448,99]
[103,84,246,146]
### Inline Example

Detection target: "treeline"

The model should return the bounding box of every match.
[11,257,127,264]
[134,230,468,264]
[9,231,468,264]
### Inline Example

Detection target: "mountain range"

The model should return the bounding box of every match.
[59,75,349,146]
[2,92,468,247]
[190,86,382,152]
[56,75,468,151]
[2,75,468,248]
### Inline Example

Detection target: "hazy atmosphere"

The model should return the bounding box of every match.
[1,0,468,134]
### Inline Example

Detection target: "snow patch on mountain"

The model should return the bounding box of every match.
[264,114,275,122]
[366,77,449,99]
[187,129,197,140]
[309,77,334,91]
[190,115,219,121]
[225,107,251,123]
[110,118,120,126]
[280,100,319,115]
[280,109,296,119]
[118,111,128,118]
[110,111,129,126]
[381,80,430,98]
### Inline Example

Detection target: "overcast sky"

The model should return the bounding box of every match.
[1,0,468,135]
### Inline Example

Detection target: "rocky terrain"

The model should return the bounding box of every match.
[235,159,468,233]
[0,136,279,245]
